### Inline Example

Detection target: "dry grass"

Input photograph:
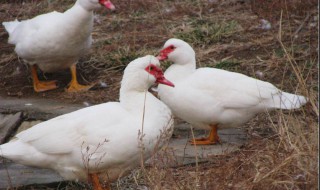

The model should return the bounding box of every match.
[0,0,318,189]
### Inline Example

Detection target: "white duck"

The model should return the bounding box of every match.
[157,38,307,145]
[0,55,175,190]
[2,0,115,92]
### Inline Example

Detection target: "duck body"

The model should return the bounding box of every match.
[9,10,91,72]
[4,1,94,72]
[0,55,174,184]
[1,98,171,181]
[2,0,115,92]
[160,65,305,130]
[157,38,307,144]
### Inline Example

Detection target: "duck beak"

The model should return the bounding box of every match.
[99,0,115,10]
[156,52,168,61]
[146,63,174,87]
[156,76,175,87]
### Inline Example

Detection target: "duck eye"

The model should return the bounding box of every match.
[170,46,175,50]
[148,66,154,71]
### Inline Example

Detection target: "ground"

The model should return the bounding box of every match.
[0,0,318,189]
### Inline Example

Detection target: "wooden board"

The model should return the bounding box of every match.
[0,162,64,189]
[0,112,22,143]
[0,96,85,120]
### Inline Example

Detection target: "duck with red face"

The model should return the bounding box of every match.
[157,38,307,145]
[0,55,175,190]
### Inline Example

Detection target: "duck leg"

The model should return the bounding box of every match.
[89,173,111,190]
[31,65,58,92]
[190,124,220,145]
[66,64,94,92]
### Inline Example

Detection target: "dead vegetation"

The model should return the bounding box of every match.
[0,0,318,189]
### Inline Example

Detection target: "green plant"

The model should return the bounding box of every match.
[174,19,242,45]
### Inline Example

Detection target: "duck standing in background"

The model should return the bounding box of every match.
[0,55,175,190]
[157,38,307,145]
[3,0,115,92]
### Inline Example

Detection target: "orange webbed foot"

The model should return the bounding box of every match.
[31,65,58,92]
[66,82,94,92]
[189,125,220,145]
[66,64,94,93]
[33,80,58,92]
[189,137,220,145]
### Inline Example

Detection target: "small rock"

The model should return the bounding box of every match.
[208,0,218,3]
[83,102,91,107]
[255,71,264,79]
[137,185,149,190]
[99,81,108,88]
[260,19,271,30]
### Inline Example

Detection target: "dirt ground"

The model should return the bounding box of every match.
[0,0,318,189]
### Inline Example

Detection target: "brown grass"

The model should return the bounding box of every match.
[0,0,318,189]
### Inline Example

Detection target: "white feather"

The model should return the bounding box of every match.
[158,38,307,130]
[2,0,101,72]
[0,55,174,182]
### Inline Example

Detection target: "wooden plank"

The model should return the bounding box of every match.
[0,96,85,120]
[0,112,22,143]
[0,161,64,189]
[148,126,248,167]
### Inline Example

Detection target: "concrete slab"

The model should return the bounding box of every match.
[148,123,247,167]
[0,162,63,189]
[0,96,85,120]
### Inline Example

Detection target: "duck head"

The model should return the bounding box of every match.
[99,0,115,10]
[77,0,115,11]
[121,55,174,92]
[157,38,195,65]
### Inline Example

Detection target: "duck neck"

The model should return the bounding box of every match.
[165,58,196,81]
[65,1,94,23]
[119,76,152,111]
[75,0,100,12]
[61,2,94,41]
[120,89,150,112]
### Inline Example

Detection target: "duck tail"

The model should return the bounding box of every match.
[274,92,308,110]
[0,140,23,160]
[3,19,20,34]
[3,19,21,44]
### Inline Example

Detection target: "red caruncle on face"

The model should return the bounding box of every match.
[157,45,176,61]
[144,64,174,87]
